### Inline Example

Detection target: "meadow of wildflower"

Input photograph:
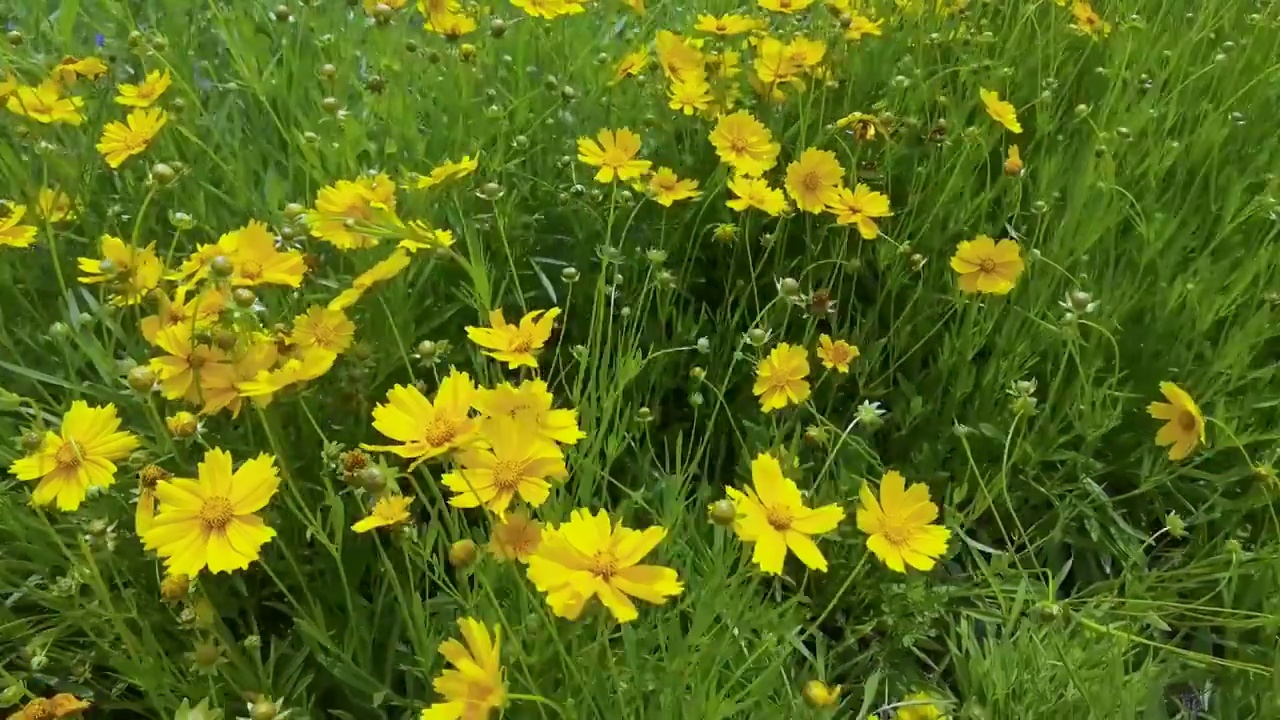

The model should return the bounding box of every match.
[2,0,1279,717]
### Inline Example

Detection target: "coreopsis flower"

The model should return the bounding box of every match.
[472,378,586,445]
[237,346,336,402]
[142,448,280,575]
[753,37,801,92]
[803,680,841,709]
[826,183,892,239]
[77,235,164,305]
[488,512,541,562]
[115,69,172,107]
[726,175,788,216]
[97,108,168,168]
[290,305,355,354]
[1148,382,1205,461]
[8,693,90,720]
[150,325,236,406]
[1004,144,1024,176]
[816,335,859,373]
[1071,0,1111,37]
[646,167,702,206]
[896,692,947,720]
[351,495,414,533]
[166,411,200,438]
[527,508,683,622]
[442,416,567,517]
[784,37,826,71]
[511,0,585,19]
[950,235,1025,294]
[364,370,479,466]
[753,343,810,411]
[35,187,75,222]
[610,49,649,85]
[6,81,85,124]
[225,220,308,286]
[845,14,884,40]
[694,13,761,35]
[654,30,706,82]
[465,307,560,369]
[397,219,456,252]
[857,470,950,572]
[0,203,38,249]
[668,76,712,115]
[785,148,844,213]
[620,0,644,13]
[834,111,882,140]
[709,111,780,176]
[328,249,414,310]
[306,174,398,250]
[135,464,171,535]
[758,0,814,13]
[724,453,844,574]
[979,88,1022,133]
[204,337,283,417]
[8,402,139,511]
[140,285,224,345]
[53,55,109,83]
[425,10,478,37]
[413,154,480,190]
[576,128,652,183]
[422,618,506,720]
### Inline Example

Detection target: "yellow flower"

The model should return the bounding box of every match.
[1148,382,1205,461]
[140,285,224,345]
[465,307,560,369]
[753,36,802,87]
[414,154,480,190]
[803,680,841,709]
[442,416,567,517]
[143,448,280,575]
[0,73,16,99]
[237,346,337,402]
[328,249,414,310]
[726,175,788,216]
[351,495,415,533]
[225,220,308,286]
[709,111,780,176]
[306,174,398,250]
[610,49,649,85]
[668,76,712,115]
[96,107,168,168]
[621,0,644,13]
[150,324,236,406]
[655,30,706,82]
[527,508,683,622]
[511,0,586,19]
[857,470,950,573]
[826,183,892,239]
[752,343,810,411]
[425,10,478,38]
[115,69,172,107]
[196,335,281,417]
[8,402,139,511]
[421,618,506,720]
[816,334,859,373]
[834,111,882,140]
[949,235,1025,295]
[52,56,109,84]
[1004,144,1024,176]
[785,148,845,213]
[758,0,814,13]
[9,693,91,720]
[576,128,652,183]
[290,305,355,354]
[363,370,479,466]
[135,464,171,535]
[1071,0,1111,37]
[0,203,38,249]
[472,378,586,445]
[77,235,164,305]
[694,13,761,35]
[979,88,1022,133]
[845,15,884,40]
[397,219,456,252]
[896,691,948,720]
[646,167,702,206]
[165,411,200,438]
[6,80,85,125]
[724,453,844,574]
[35,187,75,222]
[785,37,826,71]
[488,511,542,562]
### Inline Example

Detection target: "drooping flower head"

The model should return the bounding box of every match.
[306,175,398,250]
[8,402,139,511]
[421,618,506,720]
[979,88,1022,133]
[351,495,415,533]
[724,453,844,574]
[857,470,950,573]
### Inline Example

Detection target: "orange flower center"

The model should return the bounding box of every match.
[1176,410,1198,432]
[491,460,525,492]
[22,701,55,720]
[978,258,997,273]
[765,505,792,531]
[239,260,264,280]
[198,496,235,529]
[308,322,336,349]
[589,551,620,580]
[729,136,749,154]
[508,334,534,353]
[883,526,910,548]
[54,440,84,469]
[423,418,458,447]
[801,171,823,192]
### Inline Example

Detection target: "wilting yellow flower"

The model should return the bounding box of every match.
[414,154,480,190]
[576,128,652,183]
[1148,382,1205,461]
[896,691,948,720]
[709,111,780,176]
[753,343,810,411]
[96,108,168,168]
[364,370,479,466]
[115,69,172,107]
[0,203,38,249]
[654,30,706,82]
[611,49,649,85]
[150,325,236,406]
[827,183,892,239]
[306,174,398,250]
[290,305,355,354]
[785,148,844,214]
[511,0,585,19]
[1071,0,1111,37]
[724,453,844,574]
[527,508,683,622]
[224,220,308,287]
[466,308,560,369]
[140,285,223,345]
[834,111,882,140]
[694,13,762,35]
[668,76,712,115]
[646,167,702,206]
[816,335,859,373]
[6,80,85,124]
[803,680,841,709]
[421,618,506,720]
[135,464,171,535]
[845,14,884,40]
[8,402,139,511]
[35,187,75,222]
[328,249,414,310]
[726,175,788,216]
[979,88,1022,133]
[8,693,91,720]
[857,470,950,573]
[352,495,415,533]
[1004,145,1024,176]
[473,378,585,445]
[77,235,164,305]
[442,416,567,517]
[143,448,280,575]
[53,55,109,84]
[488,511,542,562]
[758,0,814,13]
[950,235,1025,295]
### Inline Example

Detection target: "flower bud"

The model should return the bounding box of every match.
[167,411,199,438]
[160,573,191,603]
[21,431,44,452]
[151,162,176,185]
[489,18,507,37]
[560,267,579,283]
[127,365,156,392]
[708,499,736,526]
[210,255,234,277]
[232,288,257,308]
[273,5,292,22]
[746,328,768,346]
[449,539,478,568]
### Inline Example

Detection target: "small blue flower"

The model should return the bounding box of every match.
[96,33,106,47]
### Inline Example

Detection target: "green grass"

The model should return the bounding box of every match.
[2,0,1280,717]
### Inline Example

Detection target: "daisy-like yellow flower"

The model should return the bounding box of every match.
[52,56,109,84]
[949,235,1025,295]
[753,37,803,90]
[237,346,337,403]
[35,187,75,222]
[0,203,38,249]
[140,285,224,345]
[845,14,884,40]
[654,30,706,82]
[364,370,479,466]
[785,148,844,214]
[327,249,414,311]
[442,416,567,517]
[1004,144,1024,176]
[1148,382,1205,461]
[142,448,280,575]
[857,470,950,573]
[709,111,780,176]
[465,307,560,369]
[224,220,308,287]
[488,511,542,562]
[527,508,684,622]
[668,76,712,115]
[816,334,859,373]
[753,343,810,411]
[895,692,948,720]
[194,336,281,418]
[306,174,398,250]
[726,175,788,216]
[77,235,164,305]
[610,49,649,85]
[8,693,91,720]
[646,167,702,206]
[351,495,415,533]
[290,305,355,354]
[473,378,586,445]
[1071,0,1111,37]
[422,618,506,720]
[576,128,652,183]
[96,107,168,168]
[803,680,841,709]
[724,453,844,574]
[150,324,236,406]
[8,402,139,511]
[979,88,1022,133]
[784,37,826,71]
[511,0,585,19]
[828,183,892,239]
[414,154,480,190]
[115,69,172,107]
[425,9,478,37]
[6,80,85,125]
[397,219,456,252]
[694,13,761,35]
[758,0,814,13]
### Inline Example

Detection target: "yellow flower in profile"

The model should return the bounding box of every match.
[414,154,480,190]
[195,335,282,418]
[306,174,398,250]
[115,69,172,107]
[726,175,788,216]
[857,470,950,573]
[1148,382,1205,461]
[834,111,882,140]
[290,305,355,354]
[646,167,702,206]
[397,219,455,252]
[364,370,479,466]
[784,37,826,71]
[465,308,560,369]
[327,249,414,310]
[488,511,542,562]
[724,453,844,574]
[0,203,38,249]
[9,693,91,720]
[165,411,200,438]
[141,285,224,345]
[237,346,337,403]
[1004,144,1024,176]
[896,691,948,720]
[803,680,841,709]
[8,402,139,511]
[949,235,1025,295]
[709,111,780,176]
[576,128,652,183]
[845,14,884,40]
[473,378,586,445]
[758,0,814,13]
[35,187,75,222]
[1071,0,1111,37]
[442,416,567,517]
[351,495,415,533]
[654,30,706,82]
[753,343,810,411]
[785,148,845,214]
[610,49,649,85]
[142,449,280,575]
[511,0,585,19]
[77,235,164,305]
[135,464,171,535]
[816,335,859,373]
[694,13,761,35]
[426,10,478,38]
[6,80,85,125]
[827,183,892,239]
[979,88,1022,133]
[753,37,802,87]
[96,108,168,168]
[224,220,308,287]
[53,56,109,84]
[527,508,683,622]
[422,618,506,720]
[668,76,712,115]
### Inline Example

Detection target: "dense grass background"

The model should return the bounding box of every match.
[2,0,1280,717]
